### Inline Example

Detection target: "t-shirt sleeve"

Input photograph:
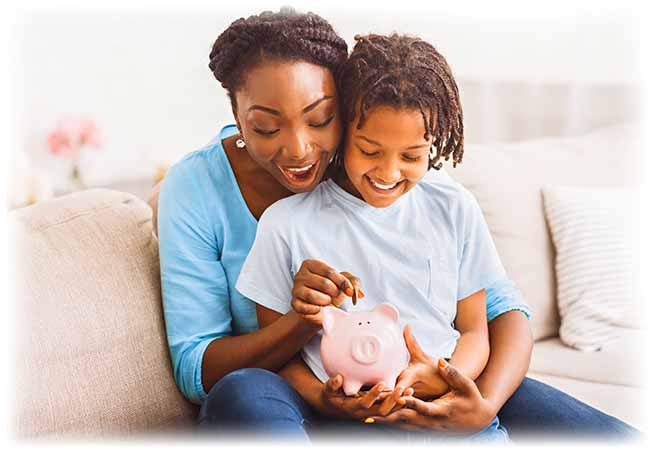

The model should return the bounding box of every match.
[236,205,295,315]
[456,187,508,300]
[158,162,231,405]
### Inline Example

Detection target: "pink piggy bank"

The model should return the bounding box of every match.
[320,303,409,396]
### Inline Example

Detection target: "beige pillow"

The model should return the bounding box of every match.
[542,185,642,350]
[450,122,642,340]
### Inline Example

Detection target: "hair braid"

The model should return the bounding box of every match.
[337,33,464,170]
[208,7,348,108]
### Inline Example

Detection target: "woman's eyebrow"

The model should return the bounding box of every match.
[302,95,334,113]
[248,105,281,116]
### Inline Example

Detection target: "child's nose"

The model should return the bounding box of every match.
[376,159,401,182]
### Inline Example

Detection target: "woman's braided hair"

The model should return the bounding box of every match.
[337,33,464,170]
[208,7,348,109]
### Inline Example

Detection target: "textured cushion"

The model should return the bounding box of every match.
[450,122,642,340]
[12,189,198,438]
[530,335,645,388]
[543,185,641,350]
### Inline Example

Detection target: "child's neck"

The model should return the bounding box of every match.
[332,170,364,201]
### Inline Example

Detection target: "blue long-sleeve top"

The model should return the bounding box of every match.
[158,124,532,404]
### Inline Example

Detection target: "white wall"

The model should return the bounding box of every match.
[10,1,643,188]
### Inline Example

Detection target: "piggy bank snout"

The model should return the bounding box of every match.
[350,335,382,365]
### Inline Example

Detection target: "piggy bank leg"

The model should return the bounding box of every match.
[343,379,364,396]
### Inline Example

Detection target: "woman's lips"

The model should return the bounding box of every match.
[278,160,320,186]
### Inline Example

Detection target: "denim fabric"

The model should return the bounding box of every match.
[198,368,507,443]
[499,377,639,440]
[198,369,638,443]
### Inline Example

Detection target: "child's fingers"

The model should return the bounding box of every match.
[301,259,355,296]
[291,284,333,306]
[324,374,344,394]
[291,298,321,315]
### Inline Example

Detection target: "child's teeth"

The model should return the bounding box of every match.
[285,163,315,174]
[370,179,397,190]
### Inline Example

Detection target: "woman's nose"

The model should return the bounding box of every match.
[284,131,309,161]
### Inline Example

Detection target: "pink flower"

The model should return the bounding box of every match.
[47,115,103,161]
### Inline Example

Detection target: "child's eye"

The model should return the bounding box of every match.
[358,147,379,157]
[309,115,335,128]
[403,155,423,162]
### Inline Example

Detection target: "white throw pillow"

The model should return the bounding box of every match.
[542,185,642,351]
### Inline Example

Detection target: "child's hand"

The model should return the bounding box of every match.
[320,374,396,420]
[291,259,364,326]
[375,325,449,416]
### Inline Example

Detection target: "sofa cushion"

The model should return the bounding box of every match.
[542,185,642,351]
[530,334,645,388]
[450,122,642,340]
[12,189,198,437]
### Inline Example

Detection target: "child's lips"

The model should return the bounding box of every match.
[366,176,404,194]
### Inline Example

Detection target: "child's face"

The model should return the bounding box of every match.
[341,106,433,208]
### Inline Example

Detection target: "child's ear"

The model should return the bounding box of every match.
[372,303,400,323]
[323,306,349,335]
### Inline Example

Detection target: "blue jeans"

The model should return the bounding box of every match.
[197,368,511,443]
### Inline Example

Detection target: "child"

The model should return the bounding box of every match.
[236,33,509,443]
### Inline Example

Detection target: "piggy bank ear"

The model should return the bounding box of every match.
[373,303,400,323]
[323,306,349,335]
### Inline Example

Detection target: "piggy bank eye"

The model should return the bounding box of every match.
[358,322,362,326]
[367,321,371,324]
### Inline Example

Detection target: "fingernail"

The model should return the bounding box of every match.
[359,288,365,298]
[397,399,405,405]
[345,287,354,297]
[438,359,447,369]
[364,418,375,424]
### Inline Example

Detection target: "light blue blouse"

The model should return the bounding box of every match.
[158,124,532,404]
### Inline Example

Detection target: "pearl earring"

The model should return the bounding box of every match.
[235,138,246,149]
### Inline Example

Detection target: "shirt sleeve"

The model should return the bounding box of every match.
[485,277,533,322]
[235,205,294,315]
[456,187,508,301]
[158,163,231,404]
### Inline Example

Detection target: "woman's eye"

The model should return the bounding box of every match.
[253,127,279,136]
[309,115,335,128]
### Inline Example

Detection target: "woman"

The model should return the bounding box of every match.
[154,7,636,441]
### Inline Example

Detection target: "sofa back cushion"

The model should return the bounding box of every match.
[450,122,642,340]
[12,189,198,438]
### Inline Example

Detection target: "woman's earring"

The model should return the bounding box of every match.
[236,138,246,149]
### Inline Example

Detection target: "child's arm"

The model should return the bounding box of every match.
[448,289,490,380]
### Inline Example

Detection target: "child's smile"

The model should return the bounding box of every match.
[338,105,434,208]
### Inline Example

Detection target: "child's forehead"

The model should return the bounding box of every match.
[351,106,432,144]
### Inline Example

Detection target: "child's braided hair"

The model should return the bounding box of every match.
[208,7,348,110]
[337,33,464,170]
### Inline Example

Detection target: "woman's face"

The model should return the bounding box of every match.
[341,106,433,208]
[233,60,342,193]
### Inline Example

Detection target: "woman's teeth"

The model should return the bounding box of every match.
[282,161,317,181]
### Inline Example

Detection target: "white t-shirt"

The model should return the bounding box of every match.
[236,169,506,383]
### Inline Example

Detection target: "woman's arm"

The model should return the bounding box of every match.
[475,309,533,415]
[201,311,320,394]
[448,289,489,381]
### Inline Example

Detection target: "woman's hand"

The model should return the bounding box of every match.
[375,325,449,416]
[291,259,363,326]
[319,374,407,420]
[366,360,497,433]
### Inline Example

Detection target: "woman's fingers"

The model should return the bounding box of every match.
[398,396,445,416]
[437,360,475,394]
[358,382,385,409]
[377,385,405,416]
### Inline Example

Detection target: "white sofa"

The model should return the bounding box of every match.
[11,122,645,438]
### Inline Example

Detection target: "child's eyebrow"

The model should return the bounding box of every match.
[357,135,381,146]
